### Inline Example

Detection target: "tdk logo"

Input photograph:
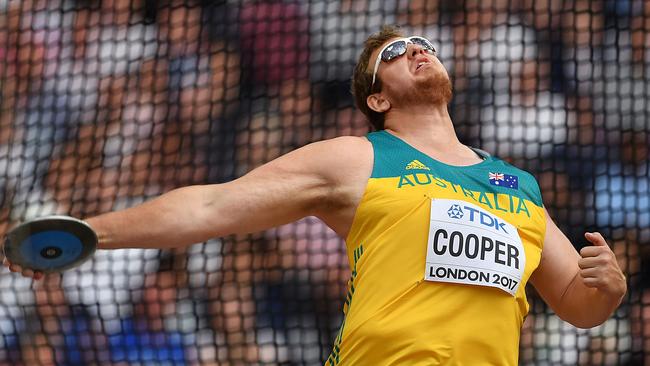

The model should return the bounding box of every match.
[448,204,509,234]
[447,205,464,219]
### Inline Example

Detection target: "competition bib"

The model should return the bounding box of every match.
[424,199,525,296]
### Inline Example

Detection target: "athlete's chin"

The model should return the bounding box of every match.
[417,74,453,105]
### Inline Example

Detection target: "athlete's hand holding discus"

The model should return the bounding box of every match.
[1,254,44,280]
[579,232,627,299]
[2,216,98,280]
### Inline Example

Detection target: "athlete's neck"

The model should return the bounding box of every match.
[384,104,459,147]
[383,104,482,165]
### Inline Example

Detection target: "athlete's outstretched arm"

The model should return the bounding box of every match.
[530,210,627,328]
[4,136,370,278]
[90,138,357,249]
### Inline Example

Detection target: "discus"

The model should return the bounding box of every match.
[3,215,97,273]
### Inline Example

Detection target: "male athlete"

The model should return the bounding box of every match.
[4,26,626,365]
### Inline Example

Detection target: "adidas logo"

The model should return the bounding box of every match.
[405,159,430,170]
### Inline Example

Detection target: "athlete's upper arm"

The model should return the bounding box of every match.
[197,136,371,237]
[530,209,581,314]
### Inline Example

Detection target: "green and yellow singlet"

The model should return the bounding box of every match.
[327,131,546,366]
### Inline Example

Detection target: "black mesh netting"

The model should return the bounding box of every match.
[0,0,648,365]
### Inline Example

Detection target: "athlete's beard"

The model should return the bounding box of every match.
[422,70,453,105]
[395,69,453,107]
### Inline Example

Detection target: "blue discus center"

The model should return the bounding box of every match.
[19,231,83,269]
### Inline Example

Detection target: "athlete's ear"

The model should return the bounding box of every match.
[367,93,391,114]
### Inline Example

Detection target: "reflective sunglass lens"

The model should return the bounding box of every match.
[410,37,436,54]
[381,41,407,61]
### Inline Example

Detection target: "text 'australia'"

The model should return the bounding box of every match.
[397,173,531,217]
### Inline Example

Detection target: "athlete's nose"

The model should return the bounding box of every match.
[407,43,428,59]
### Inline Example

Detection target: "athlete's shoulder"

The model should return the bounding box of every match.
[313,135,372,150]
[302,135,373,163]
[278,135,368,158]
[273,135,372,178]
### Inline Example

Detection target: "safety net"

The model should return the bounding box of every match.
[0,0,647,364]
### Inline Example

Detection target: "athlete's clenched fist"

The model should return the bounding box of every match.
[578,232,627,298]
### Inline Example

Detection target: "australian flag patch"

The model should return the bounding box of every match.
[489,172,519,189]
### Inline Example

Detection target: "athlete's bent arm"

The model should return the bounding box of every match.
[530,210,627,328]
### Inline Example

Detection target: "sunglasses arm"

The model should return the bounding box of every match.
[371,43,390,87]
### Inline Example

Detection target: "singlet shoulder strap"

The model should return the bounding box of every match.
[470,147,491,160]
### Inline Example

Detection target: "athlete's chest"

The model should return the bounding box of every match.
[352,164,545,291]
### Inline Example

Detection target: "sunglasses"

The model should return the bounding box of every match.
[371,36,437,88]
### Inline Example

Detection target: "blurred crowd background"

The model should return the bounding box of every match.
[0,0,648,365]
